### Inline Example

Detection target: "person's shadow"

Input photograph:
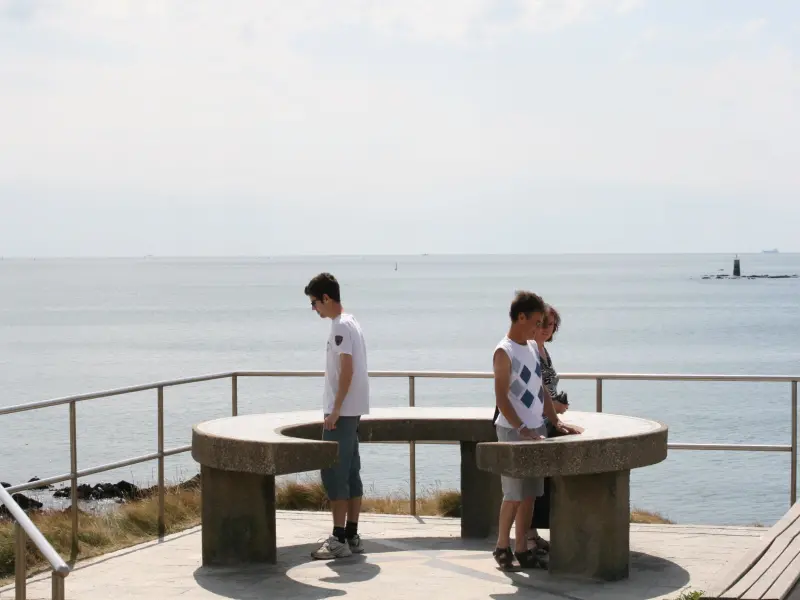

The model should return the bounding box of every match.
[193,542,381,600]
[192,540,690,600]
[488,550,692,600]
[318,554,380,585]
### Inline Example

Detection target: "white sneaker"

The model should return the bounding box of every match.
[348,534,365,554]
[311,535,353,560]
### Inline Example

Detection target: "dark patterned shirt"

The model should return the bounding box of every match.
[541,347,559,402]
[541,346,564,429]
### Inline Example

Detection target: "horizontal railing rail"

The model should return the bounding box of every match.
[0,372,235,417]
[0,484,69,600]
[2,369,797,600]
[238,370,800,382]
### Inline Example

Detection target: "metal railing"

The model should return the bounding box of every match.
[0,484,69,600]
[1,370,798,599]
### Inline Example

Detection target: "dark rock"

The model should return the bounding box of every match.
[178,473,201,490]
[702,273,799,280]
[28,476,51,490]
[52,480,141,501]
[93,480,140,500]
[53,486,70,498]
[1,482,10,488]
[77,483,94,500]
[0,492,43,518]
[114,480,140,499]
[15,493,43,510]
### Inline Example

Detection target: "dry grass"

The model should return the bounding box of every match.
[1,480,674,582]
[1,485,201,583]
[275,480,462,516]
[630,508,674,524]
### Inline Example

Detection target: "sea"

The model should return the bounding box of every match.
[1,253,799,526]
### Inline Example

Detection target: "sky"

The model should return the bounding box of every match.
[1,0,798,256]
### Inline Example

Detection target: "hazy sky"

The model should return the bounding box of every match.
[1,0,798,256]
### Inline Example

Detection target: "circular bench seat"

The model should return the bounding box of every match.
[191,407,667,580]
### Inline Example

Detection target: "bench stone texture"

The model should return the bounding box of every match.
[476,412,667,477]
[477,411,668,581]
[703,502,800,600]
[192,407,667,581]
[192,408,504,566]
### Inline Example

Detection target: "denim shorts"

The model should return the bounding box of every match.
[321,416,363,501]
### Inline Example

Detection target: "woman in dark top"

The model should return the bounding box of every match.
[540,306,568,435]
[528,305,568,552]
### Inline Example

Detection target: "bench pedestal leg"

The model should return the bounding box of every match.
[548,470,630,581]
[460,442,503,538]
[200,465,277,565]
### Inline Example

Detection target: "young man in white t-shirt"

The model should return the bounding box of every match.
[304,272,370,560]
[492,290,581,570]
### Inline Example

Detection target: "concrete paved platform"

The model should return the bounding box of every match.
[4,511,765,600]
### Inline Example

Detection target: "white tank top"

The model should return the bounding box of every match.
[493,336,545,429]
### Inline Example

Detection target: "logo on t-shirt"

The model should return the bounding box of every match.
[334,335,343,346]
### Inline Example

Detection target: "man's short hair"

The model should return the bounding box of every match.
[509,290,545,322]
[304,272,341,303]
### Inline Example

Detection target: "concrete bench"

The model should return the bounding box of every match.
[191,407,668,581]
[703,503,800,599]
[476,411,668,581]
[191,407,504,566]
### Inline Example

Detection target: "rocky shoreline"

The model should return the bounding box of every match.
[701,273,799,280]
[1,474,200,518]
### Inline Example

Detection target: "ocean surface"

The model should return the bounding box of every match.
[1,254,799,526]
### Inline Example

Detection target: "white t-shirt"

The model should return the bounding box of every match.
[493,336,545,429]
[323,313,370,416]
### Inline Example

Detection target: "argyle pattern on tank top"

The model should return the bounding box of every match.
[508,353,544,408]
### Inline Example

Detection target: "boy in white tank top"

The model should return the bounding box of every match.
[491,290,581,570]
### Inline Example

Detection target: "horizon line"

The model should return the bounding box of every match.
[0,251,795,260]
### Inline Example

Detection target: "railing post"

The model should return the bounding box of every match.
[69,400,79,560]
[792,381,797,506]
[595,378,603,412]
[409,376,416,516]
[231,374,238,417]
[14,522,26,600]
[157,386,165,538]
[51,572,65,600]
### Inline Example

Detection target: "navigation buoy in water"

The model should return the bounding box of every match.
[733,256,741,277]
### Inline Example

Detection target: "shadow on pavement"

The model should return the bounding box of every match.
[193,537,690,600]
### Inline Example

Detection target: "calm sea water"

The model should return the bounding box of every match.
[2,254,799,526]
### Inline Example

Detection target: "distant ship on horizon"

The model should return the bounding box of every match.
[762,249,779,254]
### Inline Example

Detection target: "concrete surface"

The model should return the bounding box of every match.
[192,408,667,575]
[5,511,765,600]
[200,465,277,565]
[476,412,668,478]
[192,410,666,480]
[549,470,630,581]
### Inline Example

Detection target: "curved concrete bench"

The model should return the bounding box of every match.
[191,407,667,580]
[477,412,668,581]
[192,407,502,566]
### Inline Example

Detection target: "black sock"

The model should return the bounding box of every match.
[345,521,358,539]
[333,526,346,544]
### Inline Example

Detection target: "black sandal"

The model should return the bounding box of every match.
[514,549,548,569]
[493,547,515,570]
[530,534,550,552]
